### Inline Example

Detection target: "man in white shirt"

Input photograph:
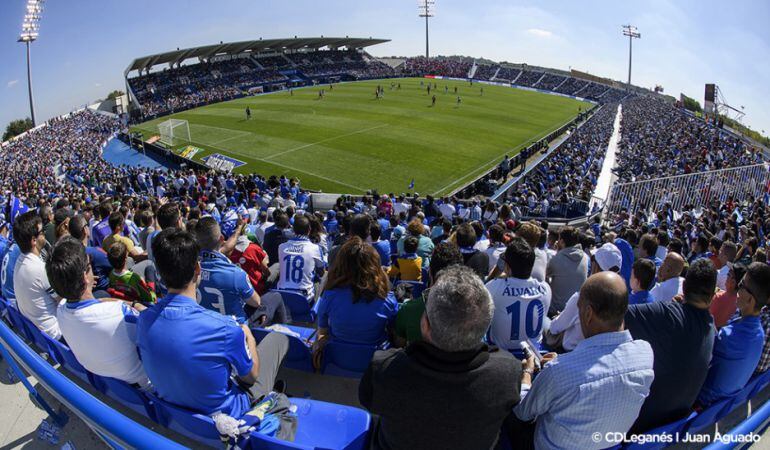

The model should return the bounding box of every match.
[49,237,150,388]
[438,197,455,219]
[715,241,737,291]
[651,252,686,302]
[485,225,507,274]
[13,211,62,340]
[487,237,551,352]
[277,215,325,300]
[548,243,623,351]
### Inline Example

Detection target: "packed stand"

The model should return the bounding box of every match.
[534,73,566,91]
[404,57,473,79]
[473,64,499,81]
[494,67,521,82]
[615,96,764,183]
[554,77,588,96]
[499,103,618,217]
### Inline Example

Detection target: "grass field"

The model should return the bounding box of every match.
[132,77,591,195]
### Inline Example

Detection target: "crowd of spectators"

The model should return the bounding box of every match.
[403,57,473,78]
[129,51,393,119]
[535,73,567,91]
[472,64,500,81]
[5,53,770,449]
[615,96,764,182]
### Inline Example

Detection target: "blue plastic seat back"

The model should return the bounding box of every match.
[19,314,61,365]
[93,375,158,423]
[749,370,770,399]
[146,392,223,448]
[6,305,33,341]
[321,340,377,378]
[47,337,94,384]
[252,327,314,373]
[623,412,696,450]
[289,398,371,450]
[686,396,735,432]
[274,290,315,323]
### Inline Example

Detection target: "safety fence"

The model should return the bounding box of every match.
[604,163,770,218]
[0,318,186,449]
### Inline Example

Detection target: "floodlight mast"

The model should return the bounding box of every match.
[418,0,435,58]
[18,0,45,127]
[622,24,641,89]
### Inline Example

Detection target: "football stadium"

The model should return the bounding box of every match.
[2,1,770,449]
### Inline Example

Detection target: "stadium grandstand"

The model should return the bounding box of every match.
[3,2,770,449]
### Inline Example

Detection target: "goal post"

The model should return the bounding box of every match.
[158,119,190,147]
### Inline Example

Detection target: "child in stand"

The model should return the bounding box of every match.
[107,241,156,305]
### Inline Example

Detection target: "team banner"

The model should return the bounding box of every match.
[179,145,203,159]
[201,153,246,172]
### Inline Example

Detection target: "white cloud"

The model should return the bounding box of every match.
[94,82,102,87]
[7,80,18,88]
[527,28,553,38]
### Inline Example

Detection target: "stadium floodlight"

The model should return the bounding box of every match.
[18,0,45,127]
[622,25,641,88]
[418,0,435,58]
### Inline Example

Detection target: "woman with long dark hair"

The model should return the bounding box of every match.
[315,237,397,345]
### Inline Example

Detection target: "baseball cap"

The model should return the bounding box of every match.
[592,243,623,272]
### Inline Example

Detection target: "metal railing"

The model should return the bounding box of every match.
[0,319,186,449]
[605,163,770,217]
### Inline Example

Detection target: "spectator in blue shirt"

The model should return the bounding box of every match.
[613,231,635,289]
[315,237,397,346]
[628,259,656,305]
[1,243,21,300]
[193,216,285,326]
[697,262,770,406]
[370,222,391,269]
[136,228,288,417]
[509,271,654,450]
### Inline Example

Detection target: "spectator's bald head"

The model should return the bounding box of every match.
[578,271,628,337]
[659,252,685,281]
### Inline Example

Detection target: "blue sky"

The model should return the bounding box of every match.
[1,0,769,135]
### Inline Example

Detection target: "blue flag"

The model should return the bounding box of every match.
[8,196,29,232]
[408,179,415,190]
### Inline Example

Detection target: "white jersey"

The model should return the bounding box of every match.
[14,253,61,340]
[57,300,149,388]
[486,277,551,351]
[277,236,326,298]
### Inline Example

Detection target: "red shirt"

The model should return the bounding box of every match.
[709,290,738,329]
[229,241,268,294]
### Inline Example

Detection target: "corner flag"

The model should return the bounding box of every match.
[408,179,415,190]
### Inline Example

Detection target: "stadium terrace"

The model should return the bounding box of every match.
[1,30,770,450]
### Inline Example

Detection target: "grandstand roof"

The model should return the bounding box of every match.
[125,37,390,74]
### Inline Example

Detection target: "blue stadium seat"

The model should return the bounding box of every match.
[285,398,371,450]
[91,375,159,423]
[685,396,736,433]
[5,304,33,341]
[272,290,316,324]
[150,392,370,450]
[46,337,95,385]
[147,392,223,448]
[622,412,696,450]
[19,314,61,365]
[749,370,770,399]
[251,326,315,373]
[321,340,378,378]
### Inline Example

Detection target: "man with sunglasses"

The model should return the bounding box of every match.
[697,262,770,406]
[13,211,63,340]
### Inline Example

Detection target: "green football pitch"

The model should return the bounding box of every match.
[131,77,591,195]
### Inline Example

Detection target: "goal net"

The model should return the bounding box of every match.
[158,119,190,147]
